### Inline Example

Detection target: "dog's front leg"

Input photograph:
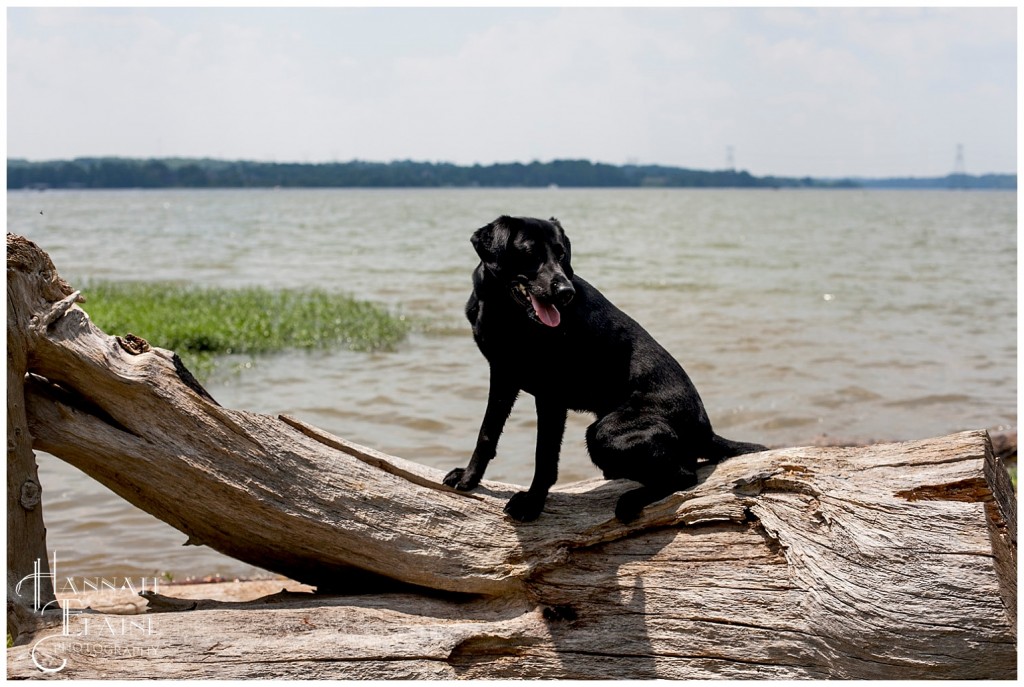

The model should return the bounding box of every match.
[443,371,518,491]
[504,396,566,522]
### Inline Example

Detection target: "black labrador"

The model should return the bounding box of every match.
[443,216,766,522]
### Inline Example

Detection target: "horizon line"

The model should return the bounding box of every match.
[7,155,1018,181]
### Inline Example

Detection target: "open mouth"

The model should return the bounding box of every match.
[511,283,561,328]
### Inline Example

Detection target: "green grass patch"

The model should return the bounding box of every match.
[81,281,410,377]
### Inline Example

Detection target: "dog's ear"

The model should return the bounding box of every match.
[550,217,574,279]
[471,218,512,270]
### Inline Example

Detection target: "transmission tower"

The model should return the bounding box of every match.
[953,144,966,175]
[726,145,735,172]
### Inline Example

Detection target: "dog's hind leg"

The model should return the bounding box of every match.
[613,469,696,522]
[586,410,699,522]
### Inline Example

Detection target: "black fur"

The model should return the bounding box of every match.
[443,216,766,522]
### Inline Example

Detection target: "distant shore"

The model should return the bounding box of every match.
[7,157,1017,191]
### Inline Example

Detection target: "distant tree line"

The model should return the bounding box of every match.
[7,157,865,190]
[855,173,1017,190]
[6,157,1015,190]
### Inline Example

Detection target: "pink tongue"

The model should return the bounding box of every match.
[530,294,561,328]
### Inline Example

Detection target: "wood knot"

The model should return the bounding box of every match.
[20,477,41,510]
[117,333,152,355]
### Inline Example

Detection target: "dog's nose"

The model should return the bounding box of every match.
[553,282,575,307]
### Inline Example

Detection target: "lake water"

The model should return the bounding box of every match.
[7,188,1017,581]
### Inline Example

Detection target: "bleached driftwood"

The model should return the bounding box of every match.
[6,233,1016,679]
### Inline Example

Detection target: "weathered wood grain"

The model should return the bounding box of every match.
[7,235,72,640]
[6,233,1016,679]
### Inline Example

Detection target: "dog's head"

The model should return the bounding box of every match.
[471,215,575,328]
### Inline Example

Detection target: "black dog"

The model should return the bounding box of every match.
[443,216,766,522]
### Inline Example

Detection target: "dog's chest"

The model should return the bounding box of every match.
[471,298,613,406]
[473,299,564,363]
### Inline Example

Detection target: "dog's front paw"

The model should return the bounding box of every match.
[442,467,464,488]
[442,467,480,491]
[614,489,648,523]
[503,491,545,522]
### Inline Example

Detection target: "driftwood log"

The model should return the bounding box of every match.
[6,233,1017,679]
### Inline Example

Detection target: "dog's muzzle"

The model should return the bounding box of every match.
[512,274,574,329]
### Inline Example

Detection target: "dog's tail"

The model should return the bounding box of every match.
[706,434,768,463]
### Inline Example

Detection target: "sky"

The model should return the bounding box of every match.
[6,6,1018,178]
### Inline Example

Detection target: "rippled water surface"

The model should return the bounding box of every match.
[8,188,1017,579]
